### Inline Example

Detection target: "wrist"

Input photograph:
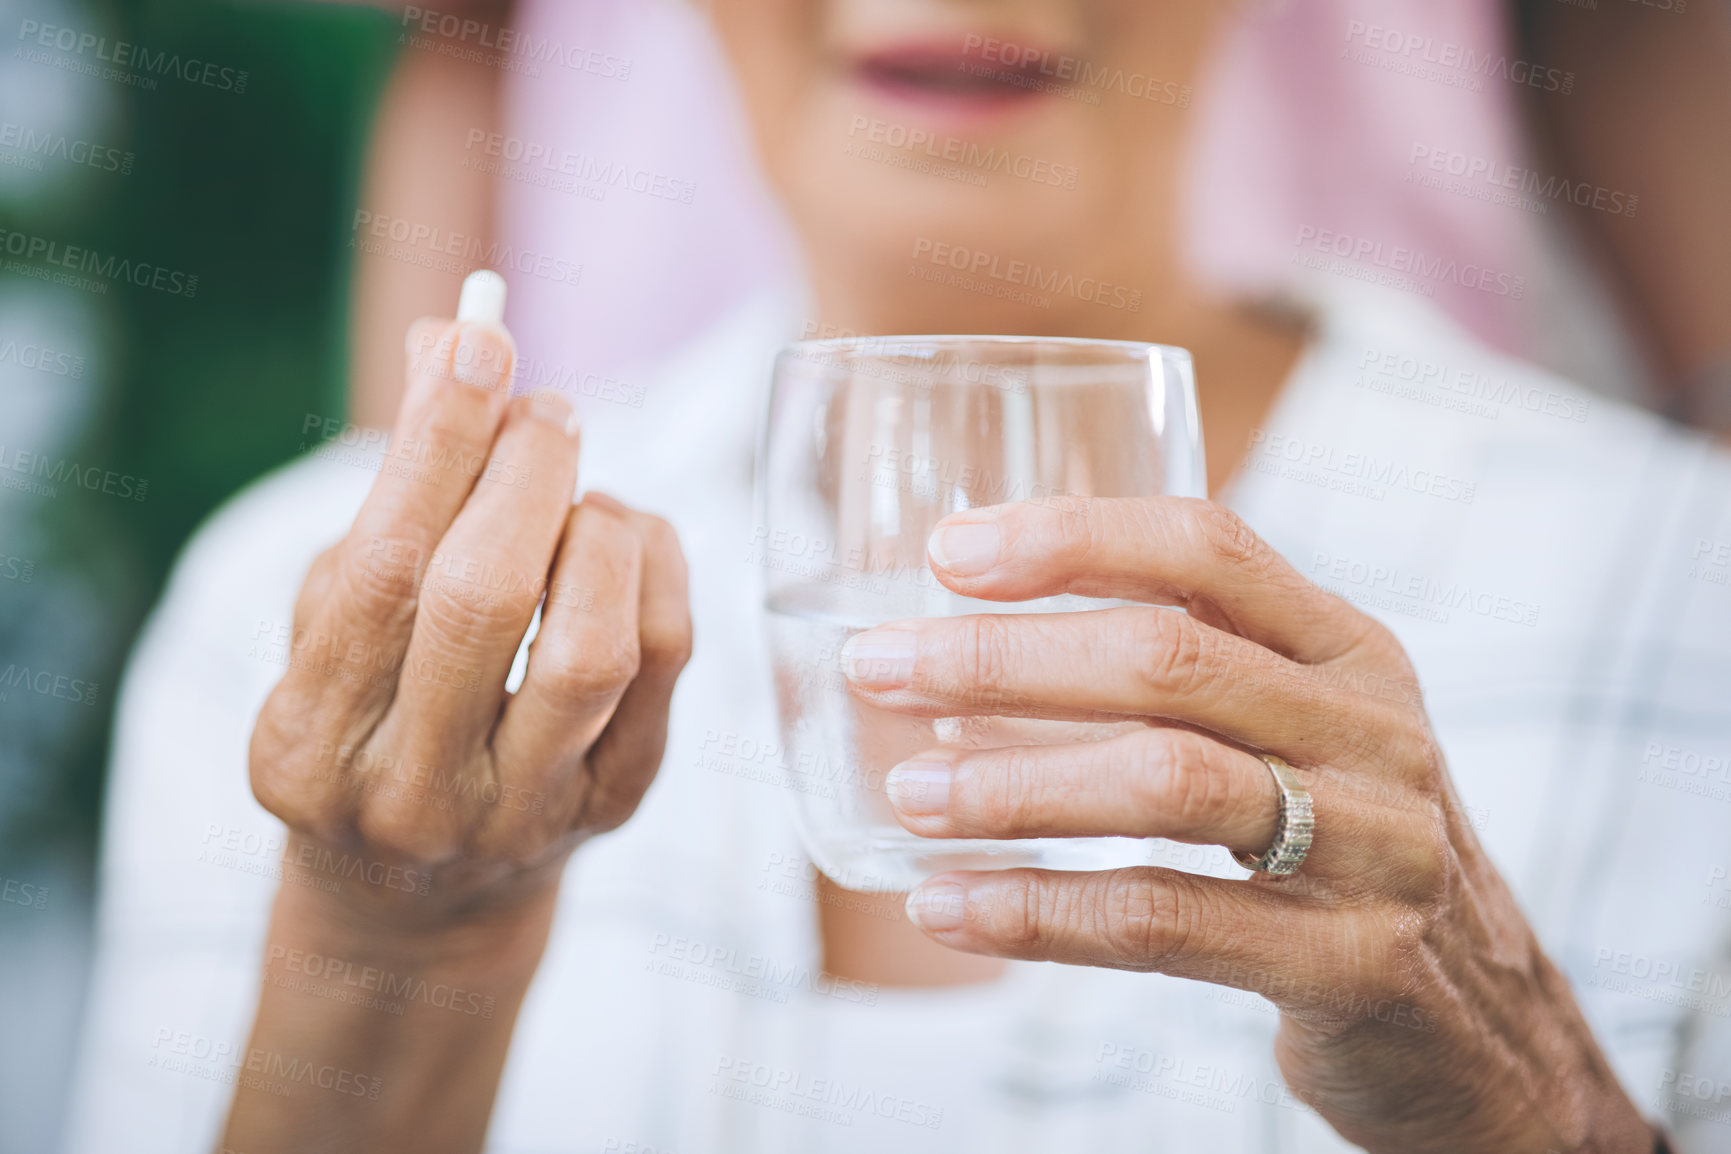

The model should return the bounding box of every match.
[269,842,565,987]
[227,846,560,1152]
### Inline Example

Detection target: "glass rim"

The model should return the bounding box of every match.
[777,333,1193,363]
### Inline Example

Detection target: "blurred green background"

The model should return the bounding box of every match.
[3,0,394,857]
[0,1,397,1147]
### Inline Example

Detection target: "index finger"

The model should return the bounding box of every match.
[925,497,1391,669]
[289,315,516,714]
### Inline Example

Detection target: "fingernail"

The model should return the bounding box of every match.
[929,521,1001,577]
[885,759,951,816]
[530,389,580,436]
[841,628,916,689]
[457,269,507,325]
[906,880,967,931]
[453,322,514,392]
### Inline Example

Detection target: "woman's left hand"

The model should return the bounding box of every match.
[842,496,1655,1154]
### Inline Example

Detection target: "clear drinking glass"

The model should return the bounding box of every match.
[756,335,1204,892]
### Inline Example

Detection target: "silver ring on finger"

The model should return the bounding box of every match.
[1231,754,1313,877]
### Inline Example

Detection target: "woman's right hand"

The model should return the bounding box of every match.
[249,310,691,938]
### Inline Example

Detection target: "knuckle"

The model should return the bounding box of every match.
[1090,498,1149,555]
[420,405,486,453]
[300,545,342,607]
[639,513,686,567]
[1408,733,1446,784]
[1389,800,1455,903]
[533,628,642,704]
[1105,874,1190,966]
[417,566,540,640]
[642,622,694,676]
[355,801,457,865]
[951,615,1020,705]
[575,775,651,838]
[639,606,694,675]
[1137,735,1229,833]
[1371,906,1436,999]
[1341,612,1414,679]
[247,704,348,836]
[969,749,1044,836]
[342,540,424,621]
[1034,498,1091,563]
[1130,609,1209,697]
[1193,502,1266,572]
[475,813,566,867]
[996,875,1054,952]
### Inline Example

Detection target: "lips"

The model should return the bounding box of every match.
[851,40,1067,116]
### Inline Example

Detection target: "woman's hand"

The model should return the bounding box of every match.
[844,497,1654,1154]
[227,313,690,1154]
[251,316,690,932]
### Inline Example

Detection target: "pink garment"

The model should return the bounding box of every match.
[500,0,1540,402]
[497,0,797,404]
[1187,0,1536,355]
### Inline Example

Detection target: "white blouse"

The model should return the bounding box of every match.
[64,283,1731,1153]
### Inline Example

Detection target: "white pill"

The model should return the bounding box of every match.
[456,269,508,325]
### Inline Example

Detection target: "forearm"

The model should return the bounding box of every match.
[220,872,557,1154]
